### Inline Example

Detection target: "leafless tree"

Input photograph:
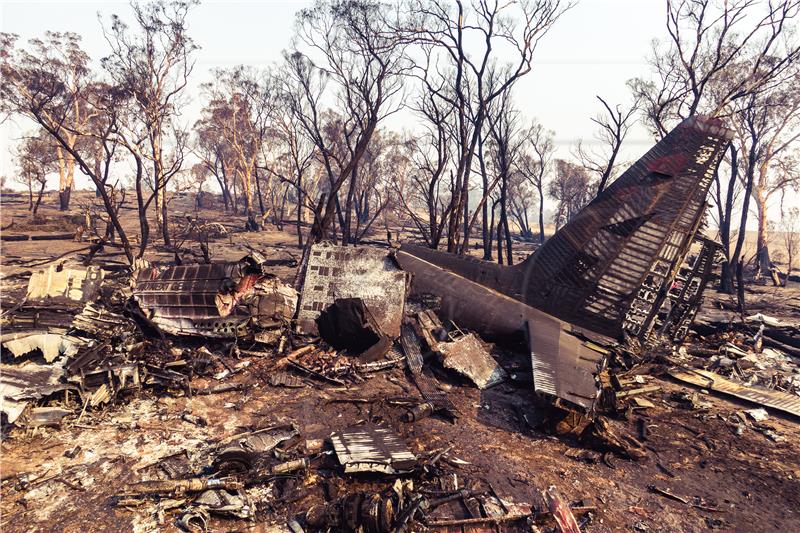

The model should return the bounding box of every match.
[281,0,408,251]
[101,0,198,247]
[14,132,57,216]
[709,143,745,292]
[631,0,800,138]
[732,73,800,277]
[548,159,592,230]
[631,0,800,293]
[575,94,640,194]
[486,90,526,265]
[400,57,455,248]
[507,173,536,242]
[517,120,555,243]
[402,0,572,253]
[0,34,136,263]
[350,130,412,242]
[259,102,320,247]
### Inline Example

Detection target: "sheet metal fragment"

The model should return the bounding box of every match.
[330,426,417,474]
[0,362,72,424]
[438,334,506,389]
[528,319,608,412]
[1,332,81,362]
[669,368,800,418]
[26,265,105,302]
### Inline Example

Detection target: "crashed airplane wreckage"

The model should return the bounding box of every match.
[2,115,727,429]
[396,115,733,412]
[121,115,733,418]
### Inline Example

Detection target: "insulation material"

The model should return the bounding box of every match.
[330,426,417,474]
[26,266,105,302]
[297,243,408,338]
[438,334,507,389]
[0,362,71,424]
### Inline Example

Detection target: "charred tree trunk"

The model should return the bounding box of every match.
[296,175,304,249]
[718,145,738,293]
[496,212,504,265]
[58,186,71,211]
[501,199,513,266]
[254,166,266,218]
[478,135,491,260]
[736,259,746,316]
[342,164,358,246]
[32,180,46,216]
[537,182,545,244]
[487,198,498,260]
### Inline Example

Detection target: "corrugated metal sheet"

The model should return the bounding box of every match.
[399,324,456,414]
[132,260,296,338]
[670,368,800,417]
[527,318,607,412]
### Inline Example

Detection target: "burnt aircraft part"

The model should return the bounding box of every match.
[527,319,608,412]
[132,258,297,338]
[396,230,612,412]
[438,334,507,390]
[399,324,456,415]
[296,243,408,338]
[26,265,105,303]
[133,263,249,337]
[655,237,722,342]
[399,115,732,346]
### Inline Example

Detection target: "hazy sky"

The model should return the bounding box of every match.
[0,0,666,181]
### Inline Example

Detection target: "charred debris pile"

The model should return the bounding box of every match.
[3,241,798,531]
[2,116,799,531]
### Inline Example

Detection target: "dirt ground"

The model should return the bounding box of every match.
[1,191,799,532]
